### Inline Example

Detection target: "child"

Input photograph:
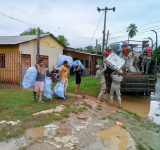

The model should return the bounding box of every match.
[110,70,123,108]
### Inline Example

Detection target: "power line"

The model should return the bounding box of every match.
[89,12,104,45]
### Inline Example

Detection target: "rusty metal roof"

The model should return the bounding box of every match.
[0,34,65,47]
[64,47,103,57]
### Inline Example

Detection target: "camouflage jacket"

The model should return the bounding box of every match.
[110,71,123,90]
[96,63,107,84]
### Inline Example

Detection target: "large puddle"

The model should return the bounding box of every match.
[0,136,25,150]
[91,125,136,150]
[105,77,160,125]
[0,126,71,150]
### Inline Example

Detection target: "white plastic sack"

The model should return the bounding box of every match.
[57,53,73,68]
[43,77,52,99]
[73,60,85,71]
[129,58,136,72]
[53,81,65,99]
[106,52,125,70]
[22,66,37,88]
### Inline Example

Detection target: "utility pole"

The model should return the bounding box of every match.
[96,39,98,54]
[97,7,115,60]
[106,30,109,49]
[37,27,40,63]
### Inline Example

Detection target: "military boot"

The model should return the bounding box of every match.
[110,100,113,106]
[100,98,104,102]
[141,68,144,74]
[96,97,102,104]
[119,101,122,108]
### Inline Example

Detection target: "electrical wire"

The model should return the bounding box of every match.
[89,12,104,45]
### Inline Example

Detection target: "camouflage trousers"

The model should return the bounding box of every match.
[134,60,141,70]
[123,55,132,71]
[141,59,151,72]
[98,83,106,98]
[110,89,121,101]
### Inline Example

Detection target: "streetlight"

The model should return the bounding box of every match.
[148,37,153,48]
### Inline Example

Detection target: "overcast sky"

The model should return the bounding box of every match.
[0,0,160,50]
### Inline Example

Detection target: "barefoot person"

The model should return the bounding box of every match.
[110,70,123,108]
[75,64,81,92]
[33,59,46,103]
[96,59,107,104]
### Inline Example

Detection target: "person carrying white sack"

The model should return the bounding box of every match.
[110,69,123,108]
[96,59,107,104]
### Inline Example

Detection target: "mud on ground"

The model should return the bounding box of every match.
[1,92,160,150]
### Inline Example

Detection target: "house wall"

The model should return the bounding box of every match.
[19,43,63,71]
[64,51,90,68]
[0,46,21,83]
[28,35,64,49]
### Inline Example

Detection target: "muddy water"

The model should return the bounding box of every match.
[25,127,71,141]
[105,77,160,124]
[0,127,71,150]
[93,125,136,150]
[0,136,25,150]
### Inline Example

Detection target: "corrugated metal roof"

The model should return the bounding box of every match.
[0,34,48,45]
[0,34,65,47]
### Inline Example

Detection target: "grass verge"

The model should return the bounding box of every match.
[0,89,86,141]
[52,75,100,97]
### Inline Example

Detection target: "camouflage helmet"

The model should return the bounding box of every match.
[145,43,149,46]
[123,41,127,45]
[96,65,101,69]
[107,46,111,50]
[118,70,123,74]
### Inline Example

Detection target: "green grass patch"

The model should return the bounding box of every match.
[121,125,126,129]
[123,109,141,121]
[0,89,87,141]
[52,75,100,97]
[82,102,92,109]
[136,143,147,150]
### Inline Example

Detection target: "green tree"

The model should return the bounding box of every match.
[77,48,84,51]
[57,35,70,46]
[152,46,160,65]
[126,23,138,42]
[20,28,49,35]
[85,45,95,52]
[97,44,102,53]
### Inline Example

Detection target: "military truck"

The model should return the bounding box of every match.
[105,42,157,95]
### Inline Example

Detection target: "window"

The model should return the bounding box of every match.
[85,60,89,68]
[0,54,5,68]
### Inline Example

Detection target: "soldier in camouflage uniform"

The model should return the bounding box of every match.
[121,41,132,73]
[110,70,123,108]
[96,59,107,104]
[133,53,141,71]
[139,43,153,74]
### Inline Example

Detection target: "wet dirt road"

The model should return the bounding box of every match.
[1,78,160,150]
